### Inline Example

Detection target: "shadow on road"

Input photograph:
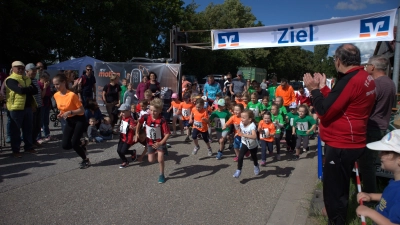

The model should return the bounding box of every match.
[168,164,230,180]
[239,165,294,184]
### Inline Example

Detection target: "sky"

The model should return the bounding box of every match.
[183,0,400,62]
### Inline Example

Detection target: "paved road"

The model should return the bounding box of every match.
[0,122,318,224]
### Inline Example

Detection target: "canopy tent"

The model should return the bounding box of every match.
[48,56,103,77]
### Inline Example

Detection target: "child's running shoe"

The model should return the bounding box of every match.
[216,151,223,160]
[228,144,233,150]
[158,174,166,184]
[193,146,200,155]
[233,170,241,178]
[289,155,299,161]
[119,161,129,168]
[276,154,281,161]
[245,151,250,158]
[131,150,137,162]
[260,160,266,166]
[184,136,191,142]
[79,159,91,169]
[254,165,260,175]
[233,156,238,162]
[207,148,213,156]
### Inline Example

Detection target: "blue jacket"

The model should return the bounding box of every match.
[203,82,221,100]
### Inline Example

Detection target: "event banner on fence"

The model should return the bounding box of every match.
[94,62,180,103]
[212,8,397,50]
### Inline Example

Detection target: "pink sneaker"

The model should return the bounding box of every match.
[260,161,266,166]
[233,156,238,162]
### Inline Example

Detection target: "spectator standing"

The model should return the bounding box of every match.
[359,55,396,194]
[80,64,96,106]
[203,75,222,105]
[254,82,269,102]
[275,78,295,109]
[223,73,232,100]
[230,71,247,97]
[102,74,121,134]
[38,73,52,142]
[6,61,38,157]
[147,72,161,98]
[260,79,268,90]
[136,75,148,101]
[303,43,376,225]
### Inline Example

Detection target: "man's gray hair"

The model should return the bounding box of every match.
[368,55,389,71]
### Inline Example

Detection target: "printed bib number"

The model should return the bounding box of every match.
[182,109,191,117]
[215,118,226,129]
[173,107,178,115]
[242,137,257,149]
[119,120,129,134]
[146,125,161,140]
[194,120,202,128]
[260,128,269,139]
[297,122,309,131]
[290,118,294,126]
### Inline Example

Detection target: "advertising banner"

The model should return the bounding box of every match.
[94,62,180,103]
[212,8,397,50]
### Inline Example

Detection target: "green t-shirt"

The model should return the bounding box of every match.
[285,112,298,131]
[279,105,287,117]
[248,87,256,94]
[209,109,231,132]
[271,113,284,134]
[293,115,316,136]
[260,103,271,115]
[246,101,263,123]
[267,85,277,102]
[120,85,127,104]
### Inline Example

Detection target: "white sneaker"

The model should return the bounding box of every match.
[193,146,200,155]
[207,148,213,156]
[233,170,241,178]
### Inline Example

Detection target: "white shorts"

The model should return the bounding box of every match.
[216,130,229,139]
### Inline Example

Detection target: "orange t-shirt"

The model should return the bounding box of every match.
[179,101,194,120]
[275,85,295,107]
[53,91,84,117]
[171,100,182,115]
[192,108,209,132]
[225,115,242,136]
[258,120,276,142]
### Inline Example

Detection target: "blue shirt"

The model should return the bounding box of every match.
[203,82,221,100]
[376,179,400,224]
[84,108,104,124]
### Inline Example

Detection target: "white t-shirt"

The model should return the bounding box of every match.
[240,122,258,149]
[139,110,149,120]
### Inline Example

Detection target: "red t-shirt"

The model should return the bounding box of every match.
[139,114,170,146]
[296,92,311,106]
[119,116,137,145]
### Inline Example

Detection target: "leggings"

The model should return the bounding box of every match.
[62,115,86,160]
[237,144,258,170]
[117,141,134,162]
[274,133,283,154]
[285,129,296,150]
[259,140,273,161]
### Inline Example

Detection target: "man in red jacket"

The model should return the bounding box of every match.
[303,44,376,225]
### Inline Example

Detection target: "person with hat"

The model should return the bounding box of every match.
[356,129,400,225]
[25,63,43,147]
[52,72,90,168]
[209,98,232,160]
[230,71,247,98]
[6,61,38,158]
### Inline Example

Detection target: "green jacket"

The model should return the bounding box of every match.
[6,73,36,110]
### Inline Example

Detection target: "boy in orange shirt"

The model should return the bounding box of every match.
[258,112,276,165]
[179,92,194,142]
[189,98,212,156]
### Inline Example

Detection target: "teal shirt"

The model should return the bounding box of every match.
[246,101,263,123]
[293,115,316,136]
[120,85,127,104]
[271,113,284,134]
[285,112,298,131]
[209,109,231,132]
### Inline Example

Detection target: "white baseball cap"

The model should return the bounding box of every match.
[366,130,400,154]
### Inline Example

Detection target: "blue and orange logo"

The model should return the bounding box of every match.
[217,32,239,48]
[360,16,390,38]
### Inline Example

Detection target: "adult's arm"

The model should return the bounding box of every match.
[216,83,222,94]
[229,82,234,95]
[203,83,208,97]
[6,79,38,95]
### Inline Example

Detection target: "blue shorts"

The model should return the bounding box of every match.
[233,136,242,149]
[182,120,189,128]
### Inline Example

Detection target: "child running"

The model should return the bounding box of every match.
[258,112,276,164]
[209,99,231,160]
[190,98,212,156]
[290,104,316,161]
[167,93,183,135]
[135,98,170,183]
[117,104,139,168]
[224,103,244,161]
[246,92,263,123]
[180,93,194,142]
[356,129,400,224]
[285,102,298,153]
[271,104,284,159]
[233,110,260,178]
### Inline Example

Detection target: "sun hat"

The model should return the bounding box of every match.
[366,129,400,153]
[289,102,297,109]
[12,61,25,67]
[171,93,178,99]
[25,63,37,71]
[118,104,130,111]
[217,99,225,106]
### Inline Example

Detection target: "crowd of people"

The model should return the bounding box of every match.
[3,42,399,224]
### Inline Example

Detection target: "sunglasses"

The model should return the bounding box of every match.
[86,68,92,71]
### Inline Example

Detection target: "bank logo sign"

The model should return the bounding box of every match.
[360,16,390,38]
[217,32,239,48]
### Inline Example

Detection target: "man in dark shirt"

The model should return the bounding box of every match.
[223,73,232,100]
[80,64,96,106]
[6,61,38,158]
[254,82,269,102]
[359,55,396,193]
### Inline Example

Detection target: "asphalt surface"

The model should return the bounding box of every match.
[0,120,317,225]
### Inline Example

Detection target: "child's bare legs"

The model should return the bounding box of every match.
[179,119,183,134]
[219,137,226,151]
[172,116,177,133]
[193,138,199,147]
[138,146,147,162]
[157,151,165,175]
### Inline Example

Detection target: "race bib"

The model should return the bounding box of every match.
[215,118,226,129]
[290,118,294,126]
[297,122,309,131]
[182,108,191,117]
[146,125,162,140]
[193,120,202,128]
[242,137,258,149]
[119,120,129,134]
[173,107,178,115]
[259,128,269,139]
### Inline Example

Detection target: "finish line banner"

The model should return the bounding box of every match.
[211,8,397,50]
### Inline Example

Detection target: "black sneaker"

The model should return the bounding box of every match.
[291,155,300,161]
[131,150,137,162]
[79,159,91,169]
